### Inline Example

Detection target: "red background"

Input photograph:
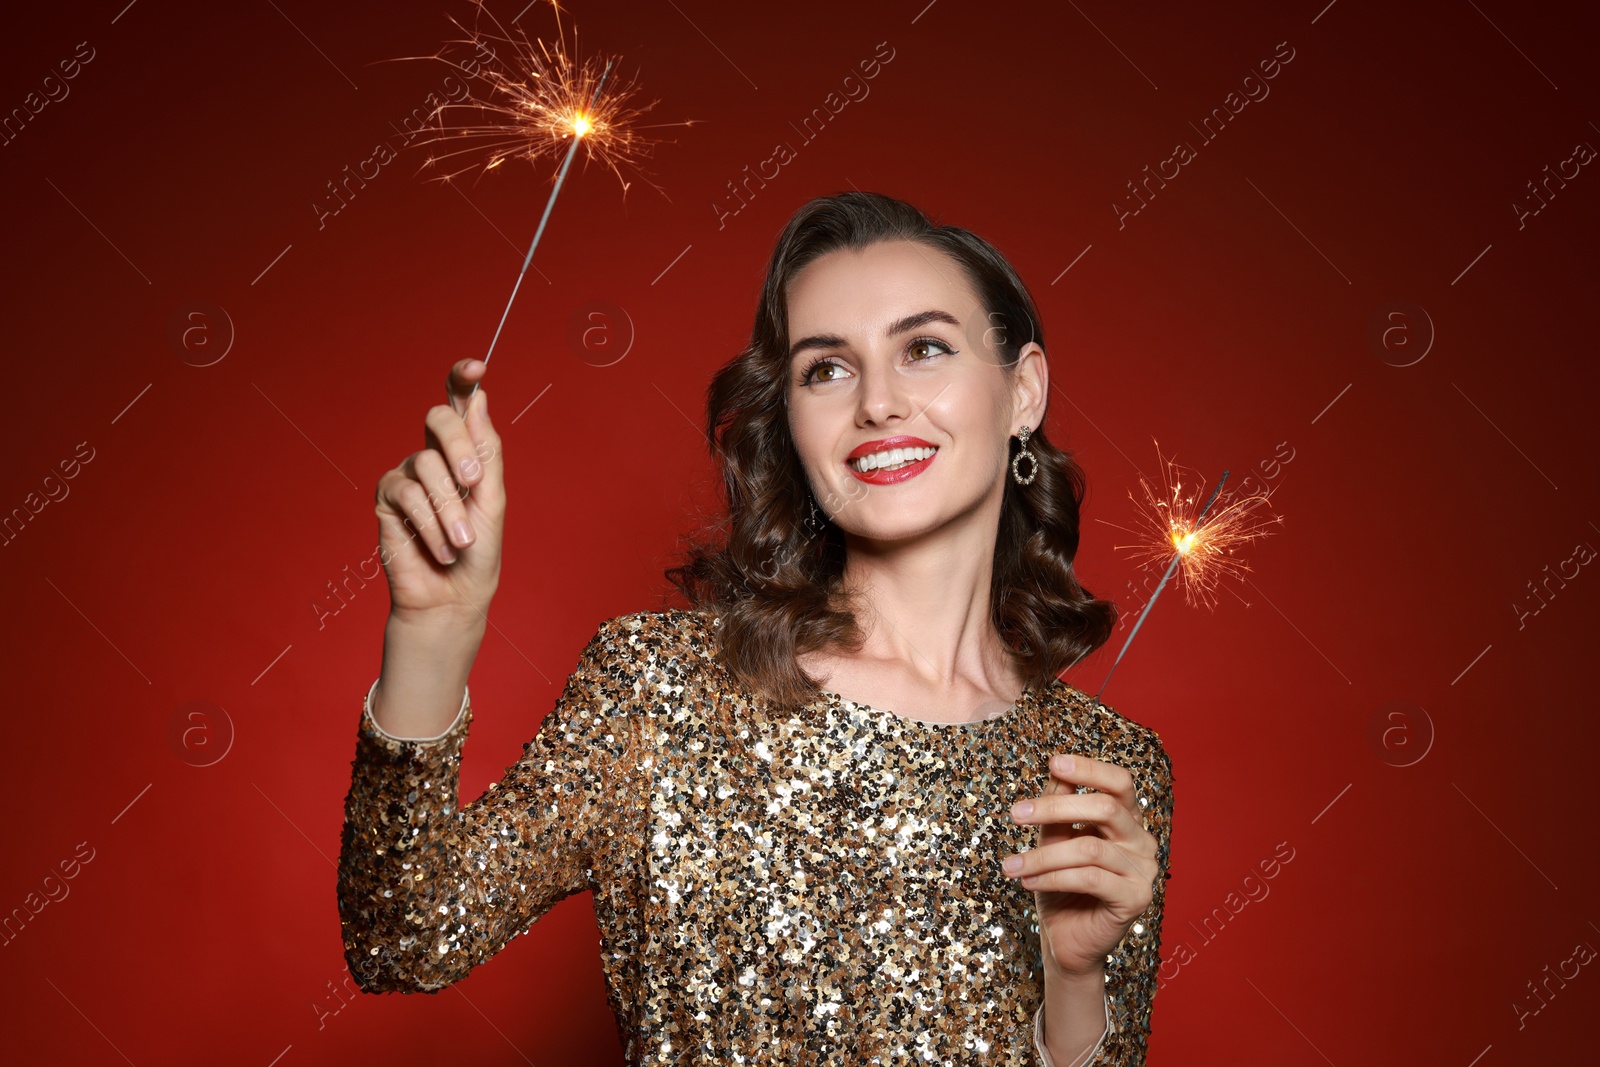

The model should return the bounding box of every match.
[3,1,1597,1063]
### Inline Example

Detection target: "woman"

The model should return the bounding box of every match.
[338,191,1175,1066]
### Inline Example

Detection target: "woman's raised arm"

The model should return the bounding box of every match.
[337,618,646,993]
[369,358,504,740]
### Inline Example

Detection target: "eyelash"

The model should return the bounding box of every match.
[797,336,957,386]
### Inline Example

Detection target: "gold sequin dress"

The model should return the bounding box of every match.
[338,608,1174,1065]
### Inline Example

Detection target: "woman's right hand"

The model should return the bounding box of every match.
[374,359,503,625]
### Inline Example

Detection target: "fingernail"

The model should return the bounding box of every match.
[437,541,455,563]
[1011,801,1033,821]
[1003,855,1023,875]
[1053,755,1075,773]
[452,520,473,546]
[459,456,480,480]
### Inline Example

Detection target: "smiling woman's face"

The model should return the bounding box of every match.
[785,238,1044,542]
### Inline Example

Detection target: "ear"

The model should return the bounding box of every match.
[1011,342,1049,431]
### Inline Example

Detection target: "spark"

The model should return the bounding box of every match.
[1094,441,1284,695]
[1112,442,1284,611]
[393,0,693,195]
[377,2,696,395]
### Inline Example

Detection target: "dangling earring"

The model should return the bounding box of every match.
[1011,426,1038,485]
[802,494,827,538]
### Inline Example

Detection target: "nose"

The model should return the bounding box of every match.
[854,357,915,428]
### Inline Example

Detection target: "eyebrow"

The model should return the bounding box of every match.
[788,309,963,362]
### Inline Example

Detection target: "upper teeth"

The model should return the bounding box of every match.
[851,446,937,472]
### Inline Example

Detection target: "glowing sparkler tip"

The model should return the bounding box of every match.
[1108,440,1285,613]
[397,0,693,192]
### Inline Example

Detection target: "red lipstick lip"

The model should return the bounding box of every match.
[846,450,937,485]
[843,436,940,486]
[845,435,937,461]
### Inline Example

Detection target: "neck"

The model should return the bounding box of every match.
[834,503,1018,690]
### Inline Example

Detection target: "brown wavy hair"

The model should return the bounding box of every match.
[663,191,1116,712]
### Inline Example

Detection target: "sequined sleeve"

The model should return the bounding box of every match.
[1088,738,1175,1066]
[1025,718,1177,1067]
[336,619,644,993]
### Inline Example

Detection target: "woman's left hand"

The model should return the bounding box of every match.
[1001,753,1160,979]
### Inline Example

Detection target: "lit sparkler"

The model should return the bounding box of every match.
[390,1,691,396]
[1094,442,1284,696]
[405,0,681,190]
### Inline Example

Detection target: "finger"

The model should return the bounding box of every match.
[1019,866,1104,896]
[1002,832,1146,887]
[374,508,424,560]
[1046,753,1138,802]
[1019,861,1135,901]
[1011,790,1141,841]
[423,402,488,511]
[380,467,457,565]
[1015,835,1157,912]
[446,359,487,417]
[409,448,477,553]
[1004,825,1158,889]
[1043,752,1137,828]
[462,385,503,509]
[1004,831,1158,902]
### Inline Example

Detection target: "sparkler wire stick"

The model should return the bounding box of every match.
[1096,468,1231,699]
[468,58,614,403]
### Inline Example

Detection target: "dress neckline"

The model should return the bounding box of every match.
[820,681,1036,729]
[692,608,1046,729]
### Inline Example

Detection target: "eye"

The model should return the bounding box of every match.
[908,336,957,361]
[798,356,850,386]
